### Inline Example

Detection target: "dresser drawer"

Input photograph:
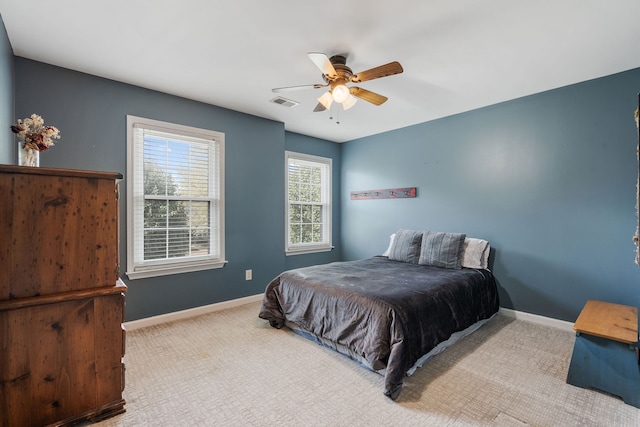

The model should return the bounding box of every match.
[0,288,126,426]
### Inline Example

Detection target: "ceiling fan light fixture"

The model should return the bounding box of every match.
[332,84,350,103]
[274,53,403,113]
[342,95,357,110]
[317,91,333,110]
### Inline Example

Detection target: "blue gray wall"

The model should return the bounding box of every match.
[341,68,640,322]
[0,16,13,164]
[13,58,342,321]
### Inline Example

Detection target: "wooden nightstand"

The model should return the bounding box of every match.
[566,300,639,407]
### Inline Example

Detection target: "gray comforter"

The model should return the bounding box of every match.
[258,256,499,400]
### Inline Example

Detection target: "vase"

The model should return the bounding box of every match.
[18,142,39,167]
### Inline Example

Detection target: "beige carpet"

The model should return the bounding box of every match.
[93,302,639,426]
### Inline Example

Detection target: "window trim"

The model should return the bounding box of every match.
[285,151,333,256]
[126,115,226,279]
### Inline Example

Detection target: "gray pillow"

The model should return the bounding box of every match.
[388,229,423,264]
[419,231,467,269]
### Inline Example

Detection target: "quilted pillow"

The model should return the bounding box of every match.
[418,231,466,269]
[388,229,423,264]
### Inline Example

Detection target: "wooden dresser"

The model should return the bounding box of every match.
[0,165,126,426]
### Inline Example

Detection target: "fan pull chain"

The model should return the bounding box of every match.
[327,104,343,125]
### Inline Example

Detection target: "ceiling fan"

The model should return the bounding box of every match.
[272,52,403,112]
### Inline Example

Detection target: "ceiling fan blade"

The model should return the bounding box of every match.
[272,83,327,93]
[351,61,403,83]
[349,87,388,106]
[307,52,338,79]
[313,102,327,112]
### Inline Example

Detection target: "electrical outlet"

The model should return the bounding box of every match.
[245,269,252,280]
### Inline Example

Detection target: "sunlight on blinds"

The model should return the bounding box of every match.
[133,125,219,263]
[287,153,331,250]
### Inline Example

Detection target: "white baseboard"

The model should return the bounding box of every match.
[124,295,575,334]
[124,293,263,331]
[499,307,574,333]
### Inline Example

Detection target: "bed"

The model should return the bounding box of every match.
[258,229,500,400]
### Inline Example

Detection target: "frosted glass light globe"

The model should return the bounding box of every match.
[332,85,350,103]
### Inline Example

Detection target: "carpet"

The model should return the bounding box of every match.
[93,302,640,426]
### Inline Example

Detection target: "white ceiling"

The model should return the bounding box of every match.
[1,1,640,143]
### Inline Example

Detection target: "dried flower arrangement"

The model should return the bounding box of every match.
[11,114,60,152]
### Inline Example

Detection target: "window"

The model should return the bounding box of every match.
[285,151,332,255]
[126,115,225,279]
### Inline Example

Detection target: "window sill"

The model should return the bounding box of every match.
[285,246,334,256]
[126,259,228,279]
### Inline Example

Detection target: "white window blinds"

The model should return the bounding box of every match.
[286,151,332,254]
[127,116,225,279]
